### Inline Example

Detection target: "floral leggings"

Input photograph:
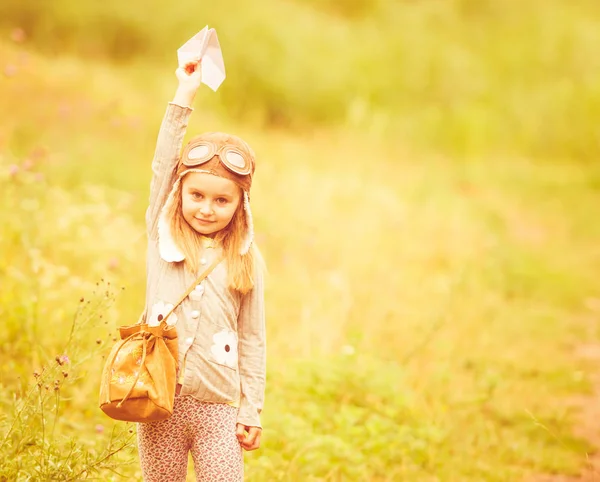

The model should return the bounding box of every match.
[137,396,243,481]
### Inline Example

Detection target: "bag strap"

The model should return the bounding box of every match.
[162,256,222,324]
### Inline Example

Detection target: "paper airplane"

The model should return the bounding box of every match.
[177,26,226,92]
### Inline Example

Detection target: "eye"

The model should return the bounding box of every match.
[216,197,228,204]
[191,192,203,200]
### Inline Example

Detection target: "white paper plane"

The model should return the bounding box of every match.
[177,26,226,92]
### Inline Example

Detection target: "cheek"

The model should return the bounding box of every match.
[181,197,196,216]
[220,204,235,217]
[220,203,240,220]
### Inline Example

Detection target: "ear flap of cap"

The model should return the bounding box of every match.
[240,190,254,255]
[158,178,186,263]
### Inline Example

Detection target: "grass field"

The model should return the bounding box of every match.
[1,1,600,480]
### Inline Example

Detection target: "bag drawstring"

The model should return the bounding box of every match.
[116,334,149,408]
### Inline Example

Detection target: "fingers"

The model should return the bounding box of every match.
[235,423,246,444]
[184,59,201,75]
[237,425,261,451]
[175,60,202,81]
[245,426,262,451]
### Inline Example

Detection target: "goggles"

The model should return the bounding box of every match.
[182,141,252,176]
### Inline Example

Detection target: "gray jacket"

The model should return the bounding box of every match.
[144,103,266,428]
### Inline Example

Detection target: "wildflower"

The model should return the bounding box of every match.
[56,354,70,365]
[33,370,40,378]
[341,344,355,356]
[10,28,26,43]
[8,164,19,176]
[62,371,68,378]
[18,52,29,66]
[30,147,47,160]
[58,103,71,118]
[129,116,142,130]
[4,65,17,77]
[95,424,104,434]
[108,257,119,270]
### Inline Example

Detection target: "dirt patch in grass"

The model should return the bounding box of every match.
[529,343,600,482]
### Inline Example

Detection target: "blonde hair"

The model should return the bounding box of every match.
[166,175,260,294]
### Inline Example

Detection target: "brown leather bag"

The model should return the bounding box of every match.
[99,258,221,422]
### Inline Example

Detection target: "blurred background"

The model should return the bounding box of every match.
[0,0,599,480]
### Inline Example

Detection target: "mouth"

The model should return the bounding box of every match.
[195,218,215,225]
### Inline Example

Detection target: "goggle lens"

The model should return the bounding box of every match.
[224,150,247,171]
[188,145,213,162]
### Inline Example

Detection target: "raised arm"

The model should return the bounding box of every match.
[145,61,203,238]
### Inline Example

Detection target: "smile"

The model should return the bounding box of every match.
[195,218,215,224]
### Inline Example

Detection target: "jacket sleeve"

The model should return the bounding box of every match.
[236,266,267,428]
[145,102,193,239]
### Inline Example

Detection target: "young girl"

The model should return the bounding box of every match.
[137,59,266,481]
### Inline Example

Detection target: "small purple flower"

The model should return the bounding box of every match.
[59,354,70,365]
[4,64,17,77]
[58,103,71,119]
[19,52,29,66]
[30,146,48,160]
[10,28,26,43]
[108,257,119,270]
[95,424,104,434]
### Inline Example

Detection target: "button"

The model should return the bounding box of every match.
[191,310,200,319]
[200,258,207,265]
[194,284,204,293]
[185,337,193,344]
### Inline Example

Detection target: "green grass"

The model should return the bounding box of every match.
[1,1,600,480]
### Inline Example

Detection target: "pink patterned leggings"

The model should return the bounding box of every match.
[137,396,243,481]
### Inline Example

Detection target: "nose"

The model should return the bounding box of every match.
[199,201,213,217]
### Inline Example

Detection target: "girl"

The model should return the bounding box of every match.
[137,59,266,481]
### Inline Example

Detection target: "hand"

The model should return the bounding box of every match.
[176,60,203,90]
[236,423,262,451]
[172,60,202,107]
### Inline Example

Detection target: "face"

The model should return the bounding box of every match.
[181,172,242,237]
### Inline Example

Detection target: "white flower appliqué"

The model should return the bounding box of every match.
[210,330,238,368]
[148,301,178,327]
